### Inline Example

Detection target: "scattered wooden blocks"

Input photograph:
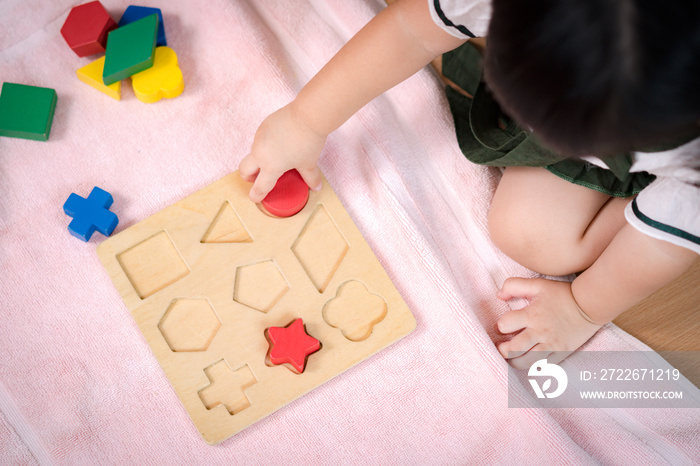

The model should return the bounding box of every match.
[119,5,167,47]
[261,169,310,217]
[103,14,158,85]
[76,56,122,100]
[63,4,184,103]
[0,82,57,141]
[61,1,117,57]
[63,187,119,241]
[131,46,184,103]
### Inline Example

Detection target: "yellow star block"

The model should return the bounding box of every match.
[131,46,184,103]
[76,56,121,101]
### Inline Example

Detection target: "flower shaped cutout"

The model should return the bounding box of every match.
[322,281,387,341]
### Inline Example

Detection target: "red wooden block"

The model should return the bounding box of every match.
[267,319,320,373]
[61,1,117,57]
[261,169,310,217]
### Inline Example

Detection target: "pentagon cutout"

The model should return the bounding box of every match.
[233,260,289,313]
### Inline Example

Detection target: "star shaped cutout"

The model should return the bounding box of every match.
[267,318,320,373]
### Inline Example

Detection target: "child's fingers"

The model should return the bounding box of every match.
[497,328,539,359]
[238,155,260,182]
[249,170,283,203]
[508,345,552,370]
[547,351,574,366]
[297,166,323,192]
[496,309,529,334]
[497,277,543,300]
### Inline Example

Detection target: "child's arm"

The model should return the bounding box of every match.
[496,225,697,369]
[571,224,697,325]
[238,0,466,202]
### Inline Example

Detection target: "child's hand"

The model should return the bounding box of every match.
[239,103,326,203]
[495,277,603,369]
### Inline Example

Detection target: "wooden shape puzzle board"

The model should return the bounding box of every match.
[97,172,416,444]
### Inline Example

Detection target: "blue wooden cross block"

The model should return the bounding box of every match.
[63,187,119,241]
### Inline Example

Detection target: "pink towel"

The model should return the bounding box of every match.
[1,0,698,464]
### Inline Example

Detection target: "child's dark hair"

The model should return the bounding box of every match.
[484,0,700,157]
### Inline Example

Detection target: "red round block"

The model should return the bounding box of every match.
[61,1,117,57]
[261,169,310,218]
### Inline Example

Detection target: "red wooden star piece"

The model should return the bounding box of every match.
[267,318,320,373]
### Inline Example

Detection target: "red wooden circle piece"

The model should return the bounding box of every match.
[261,169,309,217]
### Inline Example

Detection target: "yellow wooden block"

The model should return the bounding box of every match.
[131,46,184,103]
[76,56,121,101]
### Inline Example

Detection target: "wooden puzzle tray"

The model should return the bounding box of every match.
[97,172,416,444]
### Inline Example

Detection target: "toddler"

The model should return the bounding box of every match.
[238,0,700,368]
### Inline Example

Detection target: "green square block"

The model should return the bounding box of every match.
[103,14,158,85]
[0,82,57,141]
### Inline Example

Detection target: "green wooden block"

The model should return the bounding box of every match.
[0,82,57,141]
[103,14,158,86]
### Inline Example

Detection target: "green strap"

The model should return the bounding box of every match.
[444,42,569,168]
[600,153,633,180]
[442,41,482,96]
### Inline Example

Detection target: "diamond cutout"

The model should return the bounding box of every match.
[233,260,289,313]
[292,206,348,292]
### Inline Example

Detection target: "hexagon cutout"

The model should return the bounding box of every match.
[233,260,289,313]
[158,299,222,352]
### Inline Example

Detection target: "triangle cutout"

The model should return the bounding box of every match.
[201,201,253,243]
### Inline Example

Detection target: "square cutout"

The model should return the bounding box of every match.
[117,231,189,299]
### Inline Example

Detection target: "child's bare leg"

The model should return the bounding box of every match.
[487,166,631,276]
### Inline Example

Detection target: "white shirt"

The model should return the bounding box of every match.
[428,0,491,38]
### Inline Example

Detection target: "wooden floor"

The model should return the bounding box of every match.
[614,258,700,386]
